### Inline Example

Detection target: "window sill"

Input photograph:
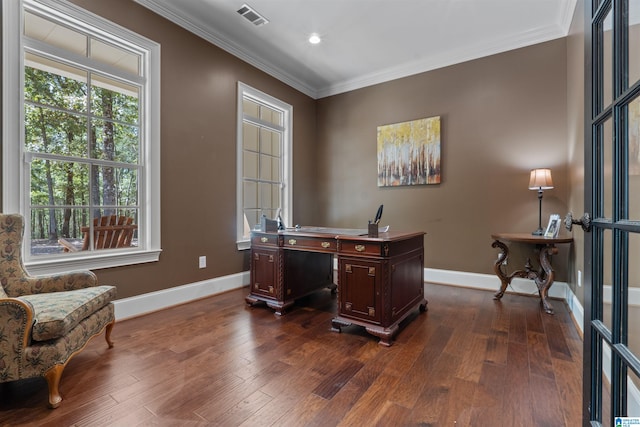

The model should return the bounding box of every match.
[24,248,162,276]
[237,240,250,251]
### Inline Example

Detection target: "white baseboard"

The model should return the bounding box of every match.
[424,267,585,331]
[424,267,569,299]
[113,271,249,320]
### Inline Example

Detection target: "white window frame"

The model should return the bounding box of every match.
[2,0,162,275]
[236,82,292,250]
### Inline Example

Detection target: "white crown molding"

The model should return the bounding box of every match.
[317,22,571,98]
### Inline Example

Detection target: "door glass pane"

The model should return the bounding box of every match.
[630,1,640,87]
[603,117,614,219]
[627,370,640,416]
[629,97,640,219]
[602,8,614,109]
[603,229,614,333]
[603,341,613,427]
[629,234,640,357]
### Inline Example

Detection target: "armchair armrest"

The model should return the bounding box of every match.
[0,298,34,380]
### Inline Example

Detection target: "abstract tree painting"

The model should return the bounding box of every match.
[377,116,441,187]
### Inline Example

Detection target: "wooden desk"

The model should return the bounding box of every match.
[491,233,573,314]
[248,227,427,346]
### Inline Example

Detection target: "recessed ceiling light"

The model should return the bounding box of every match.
[308,33,321,45]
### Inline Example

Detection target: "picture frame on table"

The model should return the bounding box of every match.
[544,214,560,238]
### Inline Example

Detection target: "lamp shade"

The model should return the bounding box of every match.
[528,168,554,190]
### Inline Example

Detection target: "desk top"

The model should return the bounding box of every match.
[256,226,425,242]
[491,232,573,244]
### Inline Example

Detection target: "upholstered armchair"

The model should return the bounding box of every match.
[0,213,116,408]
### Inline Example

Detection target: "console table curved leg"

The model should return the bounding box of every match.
[536,245,557,315]
[491,240,510,300]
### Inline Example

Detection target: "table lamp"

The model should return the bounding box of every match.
[529,168,554,235]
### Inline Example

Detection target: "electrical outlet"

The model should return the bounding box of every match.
[199,256,206,269]
[578,270,582,287]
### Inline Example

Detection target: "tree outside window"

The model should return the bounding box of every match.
[25,60,140,254]
[2,0,162,273]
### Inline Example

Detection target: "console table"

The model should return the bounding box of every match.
[491,233,573,314]
[248,227,427,346]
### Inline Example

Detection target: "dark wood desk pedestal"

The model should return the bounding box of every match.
[491,233,573,315]
[247,228,427,346]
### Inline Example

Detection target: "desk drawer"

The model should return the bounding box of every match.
[283,236,336,252]
[339,241,383,257]
[251,233,279,247]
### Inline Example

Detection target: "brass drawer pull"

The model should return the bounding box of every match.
[260,237,268,243]
[321,241,331,248]
[355,244,365,252]
[289,239,297,245]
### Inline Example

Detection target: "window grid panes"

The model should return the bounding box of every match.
[237,83,292,247]
[242,99,284,229]
[23,6,142,256]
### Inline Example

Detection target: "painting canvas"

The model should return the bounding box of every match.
[377,116,441,186]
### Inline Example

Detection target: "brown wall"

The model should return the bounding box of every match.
[316,39,570,278]
[2,1,586,299]
[567,0,586,305]
[56,0,319,298]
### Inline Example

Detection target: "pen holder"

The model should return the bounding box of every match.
[368,223,378,237]
[261,216,279,232]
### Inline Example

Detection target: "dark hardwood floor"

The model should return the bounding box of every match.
[0,283,583,426]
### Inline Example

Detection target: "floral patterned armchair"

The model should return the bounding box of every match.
[0,213,116,408]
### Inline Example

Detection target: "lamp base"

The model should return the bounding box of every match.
[532,228,544,236]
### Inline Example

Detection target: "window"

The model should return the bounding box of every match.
[2,0,161,274]
[236,82,292,250]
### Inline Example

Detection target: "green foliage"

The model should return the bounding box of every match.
[24,65,140,243]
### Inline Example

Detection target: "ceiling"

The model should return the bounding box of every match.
[134,0,577,99]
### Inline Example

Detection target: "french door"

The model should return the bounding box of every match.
[585,0,640,425]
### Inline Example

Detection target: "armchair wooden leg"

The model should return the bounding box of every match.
[105,320,115,348]
[44,364,65,409]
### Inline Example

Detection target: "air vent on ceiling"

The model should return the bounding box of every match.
[237,4,269,26]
